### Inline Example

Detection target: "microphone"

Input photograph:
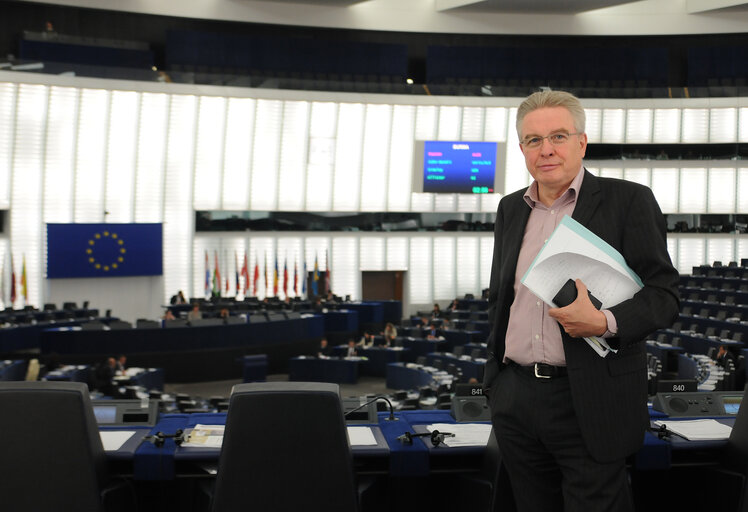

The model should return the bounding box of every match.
[344,395,397,421]
[396,429,455,447]
[144,429,185,447]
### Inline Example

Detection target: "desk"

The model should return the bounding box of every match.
[359,347,410,377]
[645,342,685,373]
[288,356,359,384]
[345,302,384,329]
[323,310,359,334]
[386,363,443,391]
[115,368,165,391]
[426,353,484,381]
[38,316,324,382]
[96,402,739,512]
[400,337,443,360]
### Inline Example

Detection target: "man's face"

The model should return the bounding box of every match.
[519,106,587,200]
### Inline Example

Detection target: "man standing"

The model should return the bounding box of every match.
[483,90,679,511]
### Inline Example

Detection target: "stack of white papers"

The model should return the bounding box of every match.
[521,215,643,358]
[99,430,136,451]
[427,423,492,447]
[347,426,378,446]
[179,425,379,448]
[652,419,733,441]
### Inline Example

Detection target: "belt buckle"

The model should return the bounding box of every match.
[534,363,551,379]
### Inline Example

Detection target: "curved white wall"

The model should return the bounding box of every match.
[1,70,748,320]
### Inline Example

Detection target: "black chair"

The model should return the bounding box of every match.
[721,386,748,511]
[0,381,119,511]
[136,319,161,329]
[211,382,359,512]
[108,320,132,330]
[448,428,514,512]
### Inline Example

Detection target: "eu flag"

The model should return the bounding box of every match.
[47,223,163,278]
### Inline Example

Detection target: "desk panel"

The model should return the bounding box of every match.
[38,316,324,382]
[288,357,359,384]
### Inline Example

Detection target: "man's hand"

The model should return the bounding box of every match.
[548,279,607,338]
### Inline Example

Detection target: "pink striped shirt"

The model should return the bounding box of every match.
[503,167,617,366]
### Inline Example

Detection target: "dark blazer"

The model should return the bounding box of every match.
[483,170,680,462]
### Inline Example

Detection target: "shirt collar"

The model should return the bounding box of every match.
[523,166,585,208]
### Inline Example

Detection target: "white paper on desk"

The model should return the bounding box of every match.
[521,215,643,358]
[653,419,733,441]
[427,423,492,447]
[100,430,136,451]
[347,426,378,446]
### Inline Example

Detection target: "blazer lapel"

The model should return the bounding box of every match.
[571,169,601,226]
[500,194,531,294]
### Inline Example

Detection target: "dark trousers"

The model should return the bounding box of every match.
[489,363,633,512]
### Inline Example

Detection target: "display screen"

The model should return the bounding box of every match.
[723,395,742,415]
[422,141,498,194]
[93,405,117,424]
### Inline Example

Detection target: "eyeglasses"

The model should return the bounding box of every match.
[521,132,581,149]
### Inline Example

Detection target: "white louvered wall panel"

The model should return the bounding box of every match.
[0,82,15,209]
[11,83,48,306]
[456,236,479,298]
[135,92,168,222]
[43,86,78,223]
[332,103,364,211]
[360,238,385,271]
[221,97,255,210]
[163,94,197,302]
[74,88,109,223]
[193,96,226,210]
[250,99,283,210]
[388,105,415,211]
[409,237,432,305]
[332,237,359,300]
[277,101,309,211]
[104,90,137,223]
[360,104,392,212]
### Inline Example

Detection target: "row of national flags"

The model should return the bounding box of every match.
[0,253,28,308]
[203,250,330,299]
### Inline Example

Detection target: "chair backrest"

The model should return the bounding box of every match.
[212,382,358,512]
[726,386,748,470]
[136,319,161,329]
[0,381,107,512]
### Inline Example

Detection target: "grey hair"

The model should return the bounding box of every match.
[515,90,586,139]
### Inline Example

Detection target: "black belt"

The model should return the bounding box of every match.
[508,360,567,379]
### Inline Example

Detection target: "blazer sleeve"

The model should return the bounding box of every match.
[608,185,680,347]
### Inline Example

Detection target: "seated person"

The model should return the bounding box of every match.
[162,309,176,321]
[187,304,202,321]
[345,339,358,358]
[716,345,735,368]
[359,332,374,347]
[446,298,460,312]
[426,323,444,341]
[382,322,397,346]
[93,357,117,396]
[219,307,230,322]
[116,354,127,376]
[431,303,443,318]
[317,338,332,358]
